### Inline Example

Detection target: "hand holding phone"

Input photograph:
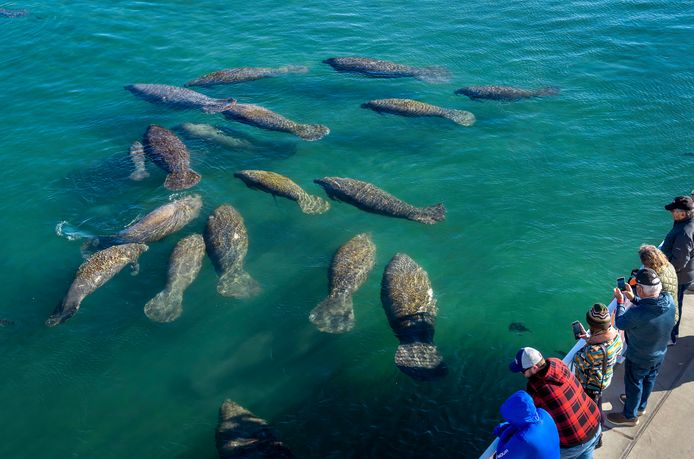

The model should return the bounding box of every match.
[617,277,626,291]
[571,320,587,340]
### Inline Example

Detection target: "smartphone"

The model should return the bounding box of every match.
[571,320,586,340]
[617,277,626,291]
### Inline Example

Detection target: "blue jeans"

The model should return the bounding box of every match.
[671,281,692,340]
[623,358,663,419]
[560,425,601,459]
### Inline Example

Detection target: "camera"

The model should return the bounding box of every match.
[571,320,587,340]
[617,277,626,291]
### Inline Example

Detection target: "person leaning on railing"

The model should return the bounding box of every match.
[572,303,623,448]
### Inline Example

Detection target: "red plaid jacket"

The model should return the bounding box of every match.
[526,358,600,448]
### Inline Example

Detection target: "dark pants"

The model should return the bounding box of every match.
[671,281,692,341]
[623,358,663,419]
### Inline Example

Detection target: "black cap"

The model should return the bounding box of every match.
[636,268,661,286]
[664,196,694,211]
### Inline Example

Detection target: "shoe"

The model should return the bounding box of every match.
[607,412,639,427]
[618,394,646,415]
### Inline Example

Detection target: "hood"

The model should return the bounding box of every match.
[500,390,540,427]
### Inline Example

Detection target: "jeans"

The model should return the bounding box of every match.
[560,425,601,459]
[623,358,663,419]
[671,281,692,341]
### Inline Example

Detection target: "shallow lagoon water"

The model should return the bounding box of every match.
[0,1,692,457]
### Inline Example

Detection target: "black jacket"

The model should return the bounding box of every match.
[662,216,694,284]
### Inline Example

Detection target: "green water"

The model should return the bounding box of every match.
[0,1,691,457]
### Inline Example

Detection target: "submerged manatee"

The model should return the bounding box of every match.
[143,125,201,190]
[221,103,329,141]
[323,57,450,83]
[92,194,202,248]
[128,141,150,181]
[0,8,28,17]
[309,233,376,333]
[454,85,560,101]
[362,98,475,126]
[144,234,205,323]
[314,177,445,224]
[46,243,149,327]
[234,170,330,215]
[179,123,255,150]
[216,400,294,459]
[124,84,236,113]
[204,205,260,298]
[509,322,531,333]
[186,65,309,87]
[381,253,447,380]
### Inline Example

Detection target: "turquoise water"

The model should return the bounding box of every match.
[0,1,692,457]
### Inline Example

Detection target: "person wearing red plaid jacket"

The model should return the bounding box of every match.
[510,347,601,458]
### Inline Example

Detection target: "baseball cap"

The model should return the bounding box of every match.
[509,347,543,373]
[636,268,661,286]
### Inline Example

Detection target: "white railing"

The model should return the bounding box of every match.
[478,297,620,459]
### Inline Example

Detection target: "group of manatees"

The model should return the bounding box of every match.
[124,56,559,143]
[44,54,559,457]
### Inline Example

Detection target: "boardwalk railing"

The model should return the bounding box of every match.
[478,297,620,459]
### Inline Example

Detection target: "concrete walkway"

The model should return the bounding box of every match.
[596,290,694,458]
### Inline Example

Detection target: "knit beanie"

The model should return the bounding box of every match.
[586,303,611,330]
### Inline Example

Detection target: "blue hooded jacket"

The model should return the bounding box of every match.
[494,390,559,459]
[616,292,675,365]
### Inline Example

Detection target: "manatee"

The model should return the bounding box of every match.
[143,125,201,190]
[144,234,205,323]
[186,65,309,87]
[179,123,255,150]
[381,253,447,380]
[46,243,149,327]
[124,84,236,113]
[0,319,15,327]
[91,194,202,248]
[234,170,330,215]
[361,98,475,127]
[204,205,260,298]
[323,57,450,83]
[221,102,329,141]
[0,8,28,18]
[309,233,376,333]
[128,141,150,181]
[454,85,560,101]
[216,400,294,459]
[314,177,445,224]
[509,322,531,333]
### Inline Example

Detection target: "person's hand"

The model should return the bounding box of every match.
[624,283,635,301]
[613,287,624,303]
[578,332,590,340]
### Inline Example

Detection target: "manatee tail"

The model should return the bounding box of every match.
[129,169,150,181]
[203,98,238,114]
[297,193,331,215]
[144,290,183,323]
[414,66,452,84]
[164,170,201,191]
[394,342,448,380]
[411,203,446,225]
[278,65,309,75]
[217,270,261,298]
[535,86,560,97]
[442,109,476,127]
[308,295,355,333]
[292,123,330,141]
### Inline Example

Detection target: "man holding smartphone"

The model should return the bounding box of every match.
[607,268,675,427]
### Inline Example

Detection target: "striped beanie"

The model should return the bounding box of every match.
[586,303,610,330]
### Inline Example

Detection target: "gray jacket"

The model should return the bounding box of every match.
[661,216,694,284]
